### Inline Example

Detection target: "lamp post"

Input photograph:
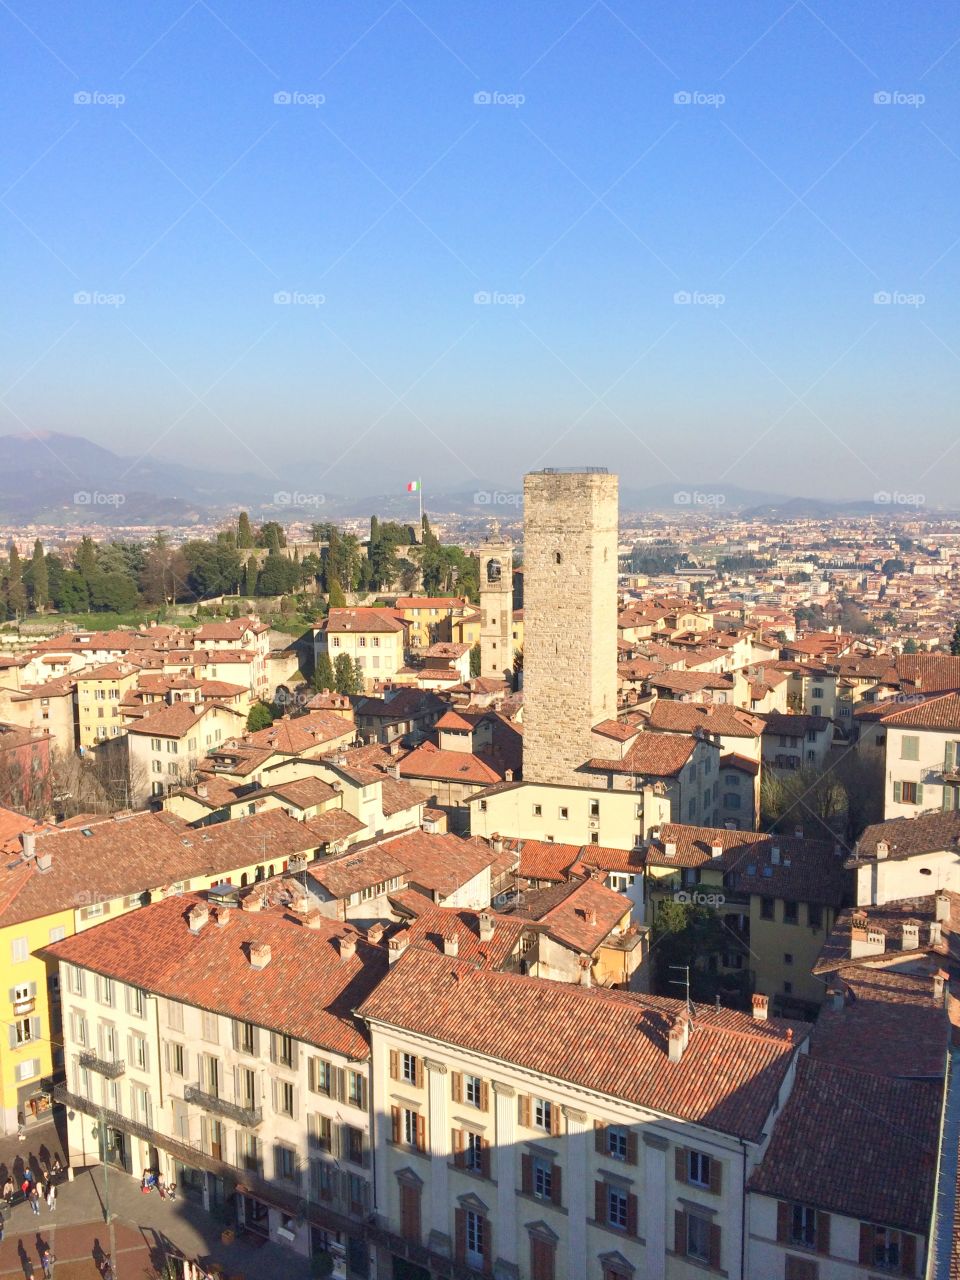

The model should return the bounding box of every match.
[91,1108,111,1225]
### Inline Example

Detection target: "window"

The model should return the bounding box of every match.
[275,1144,297,1182]
[170,1043,185,1076]
[150,737,162,751]
[128,988,145,1018]
[791,1203,817,1247]
[14,1017,36,1045]
[309,1058,332,1095]
[309,1114,332,1152]
[166,1001,184,1031]
[277,1081,295,1117]
[607,1186,629,1230]
[534,1098,553,1131]
[401,1052,418,1084]
[761,898,775,920]
[900,735,920,761]
[201,1011,219,1043]
[131,1035,148,1071]
[465,1074,483,1107]
[784,901,798,924]
[687,1213,711,1263]
[48,926,65,944]
[402,1108,420,1148]
[465,1209,486,1267]
[16,1058,40,1082]
[559,807,568,820]
[897,780,921,805]
[97,976,114,1007]
[784,952,794,965]
[533,804,542,817]
[725,792,741,809]
[348,1070,366,1109]
[463,1130,484,1173]
[688,1150,711,1188]
[862,1224,915,1273]
[533,1156,553,1200]
[238,1066,256,1109]
[275,1033,295,1068]
[785,1257,818,1280]
[812,687,823,699]
[236,1021,256,1055]
[68,965,85,996]
[344,1125,365,1166]
[784,980,793,994]
[590,799,600,817]
[11,936,28,963]
[606,1125,629,1161]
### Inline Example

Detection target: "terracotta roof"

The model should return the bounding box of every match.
[307,845,410,899]
[359,949,807,1140]
[385,830,496,899]
[814,893,959,976]
[896,653,960,694]
[748,1055,941,1234]
[248,776,340,809]
[45,892,384,1059]
[399,741,502,786]
[588,733,698,778]
[394,597,466,610]
[810,965,949,1078]
[392,905,526,969]
[243,710,354,754]
[435,711,474,732]
[592,719,641,742]
[719,752,760,776]
[647,701,764,738]
[517,876,629,952]
[125,702,219,739]
[854,812,960,864]
[355,688,446,720]
[877,691,960,731]
[759,712,833,736]
[301,809,367,844]
[379,775,424,817]
[0,806,46,858]
[320,608,405,635]
[514,839,644,884]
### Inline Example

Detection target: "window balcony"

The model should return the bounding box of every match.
[79,1052,125,1079]
[183,1084,262,1128]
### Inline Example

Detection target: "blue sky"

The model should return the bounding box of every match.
[2,1,959,502]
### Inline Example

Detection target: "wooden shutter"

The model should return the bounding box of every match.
[674,1209,687,1256]
[521,1153,533,1195]
[946,742,956,772]
[455,1208,466,1262]
[452,1128,465,1169]
[416,1112,426,1152]
[451,1071,462,1103]
[480,1136,490,1180]
[708,1157,722,1194]
[480,1080,490,1111]
[816,1210,830,1255]
[594,1121,605,1154]
[550,1101,561,1135]
[390,1105,400,1144]
[400,1182,421,1242]
[389,1049,399,1081]
[777,1200,791,1243]
[902,1233,917,1277]
[708,1223,721,1269]
[785,1259,817,1280]
[916,783,924,805]
[595,1181,606,1225]
[859,1223,873,1265]
[480,1213,491,1268]
[518,1094,532,1127]
[626,1129,638,1165]
[334,1068,346,1102]
[675,1145,687,1183]
[627,1192,638,1237]
[550,1163,562,1207]
[893,781,902,803]
[531,1236,554,1280]
[414,1056,424,1088]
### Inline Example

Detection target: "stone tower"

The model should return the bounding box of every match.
[522,468,619,787]
[478,526,514,682]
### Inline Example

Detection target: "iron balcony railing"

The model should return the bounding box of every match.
[183,1084,262,1128]
[78,1052,125,1079]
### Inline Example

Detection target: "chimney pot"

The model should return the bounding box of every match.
[187,904,208,934]
[478,912,495,942]
[21,832,36,859]
[443,933,460,957]
[751,993,769,1021]
[367,922,385,945]
[212,906,230,928]
[248,942,271,969]
[388,933,409,963]
[668,1020,685,1063]
[491,833,504,855]
[305,911,325,929]
[339,934,357,961]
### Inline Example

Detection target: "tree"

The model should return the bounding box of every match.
[469,643,482,678]
[903,637,919,654]
[650,899,731,1001]
[26,539,48,611]
[313,652,335,692]
[397,558,419,593]
[87,570,139,613]
[951,619,960,657]
[244,555,259,597]
[513,646,524,684]
[4,544,26,618]
[55,570,90,612]
[257,521,286,552]
[247,703,275,732]
[327,578,347,608]
[256,553,299,596]
[334,652,361,695]
[140,533,187,605]
[237,511,254,548]
[761,765,846,840]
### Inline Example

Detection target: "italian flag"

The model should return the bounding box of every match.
[406,480,421,492]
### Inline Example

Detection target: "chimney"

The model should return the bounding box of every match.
[305,911,325,929]
[850,926,885,959]
[196,782,208,798]
[504,769,514,782]
[443,933,460,957]
[830,986,844,1011]
[752,993,769,1021]
[875,840,889,861]
[390,763,400,781]
[388,933,409,964]
[588,909,598,927]
[248,942,271,970]
[936,892,950,922]
[491,833,504,855]
[35,851,53,874]
[339,934,357,962]
[901,922,920,951]
[241,892,263,913]
[578,953,592,987]
[478,912,495,942]
[933,969,949,1002]
[211,906,230,928]
[367,922,385,945]
[930,920,943,946]
[21,831,36,859]
[668,1019,685,1063]
[664,841,677,860]
[793,825,804,839]
[187,904,208,934]
[710,838,723,859]
[771,844,781,865]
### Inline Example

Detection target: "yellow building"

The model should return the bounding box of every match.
[0,806,334,1134]
[314,608,407,690]
[393,597,474,650]
[75,663,140,749]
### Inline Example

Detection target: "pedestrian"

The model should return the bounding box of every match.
[46,1181,56,1211]
[51,1155,62,1179]
[29,1185,40,1215]
[41,1247,53,1279]
[2,1176,13,1204]
[167,1179,177,1201]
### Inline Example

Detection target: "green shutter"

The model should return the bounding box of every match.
[916,783,924,805]
[893,781,902,803]
[945,742,956,772]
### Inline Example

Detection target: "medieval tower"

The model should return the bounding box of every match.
[522,468,619,787]
[478,527,514,682]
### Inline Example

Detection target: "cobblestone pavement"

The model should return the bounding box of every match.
[0,1116,312,1280]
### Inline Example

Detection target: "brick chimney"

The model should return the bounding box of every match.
[752,993,769,1021]
[305,911,325,929]
[478,912,495,942]
[187,903,208,934]
[443,933,459,957]
[339,934,357,962]
[936,892,950,922]
[578,953,592,986]
[388,933,409,964]
[241,892,263,912]
[491,833,504,855]
[850,921,885,959]
[211,906,230,929]
[367,922,385,945]
[668,1019,685,1063]
[248,942,271,970]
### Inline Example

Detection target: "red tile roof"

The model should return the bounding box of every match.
[399,741,502,786]
[878,691,960,731]
[588,733,698,778]
[46,892,384,1059]
[392,905,526,969]
[320,608,405,635]
[647,701,764,739]
[359,949,807,1139]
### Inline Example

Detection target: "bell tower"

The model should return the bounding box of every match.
[478,523,514,683]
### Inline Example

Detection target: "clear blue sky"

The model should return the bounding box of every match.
[2,1,959,502]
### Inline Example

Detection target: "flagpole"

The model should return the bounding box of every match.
[419,478,422,529]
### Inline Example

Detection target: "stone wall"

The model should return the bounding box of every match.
[521,469,619,787]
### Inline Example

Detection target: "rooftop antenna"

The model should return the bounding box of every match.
[669,964,696,1024]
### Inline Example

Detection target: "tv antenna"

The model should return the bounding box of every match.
[669,964,696,1024]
